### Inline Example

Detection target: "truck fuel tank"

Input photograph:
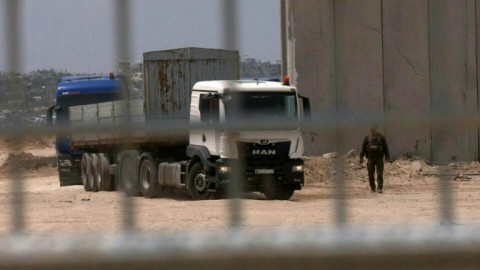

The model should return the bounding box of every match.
[158,162,185,189]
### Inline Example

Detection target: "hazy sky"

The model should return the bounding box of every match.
[0,0,281,73]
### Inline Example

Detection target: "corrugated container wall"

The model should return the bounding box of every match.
[143,47,240,118]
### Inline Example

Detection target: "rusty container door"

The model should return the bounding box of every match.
[143,47,240,118]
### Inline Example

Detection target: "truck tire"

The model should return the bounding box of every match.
[89,154,99,192]
[139,154,163,198]
[263,186,295,200]
[94,154,103,191]
[187,162,214,200]
[81,153,92,192]
[96,154,113,191]
[102,154,114,191]
[119,151,141,197]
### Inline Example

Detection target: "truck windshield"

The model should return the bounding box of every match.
[224,92,298,129]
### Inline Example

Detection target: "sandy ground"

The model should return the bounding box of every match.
[1,137,480,236]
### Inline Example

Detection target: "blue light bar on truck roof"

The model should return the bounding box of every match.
[56,74,122,97]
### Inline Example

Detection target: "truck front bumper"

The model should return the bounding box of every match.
[57,154,82,186]
[213,158,304,191]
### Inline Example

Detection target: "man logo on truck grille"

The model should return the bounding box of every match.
[259,140,269,145]
[252,149,276,155]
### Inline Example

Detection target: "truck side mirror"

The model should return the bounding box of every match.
[300,95,311,120]
[46,105,55,126]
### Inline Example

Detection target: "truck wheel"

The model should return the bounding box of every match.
[102,154,114,191]
[139,155,163,198]
[81,153,92,192]
[96,154,112,191]
[89,154,99,192]
[187,162,213,200]
[119,151,141,197]
[263,186,295,200]
[94,154,103,191]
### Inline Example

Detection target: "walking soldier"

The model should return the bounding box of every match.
[359,125,390,193]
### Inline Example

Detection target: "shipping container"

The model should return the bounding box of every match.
[143,47,240,118]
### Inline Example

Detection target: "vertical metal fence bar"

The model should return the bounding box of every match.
[280,0,287,78]
[333,128,347,226]
[439,168,454,225]
[332,0,347,227]
[428,1,455,225]
[5,0,21,73]
[115,0,131,64]
[331,0,345,227]
[114,0,135,231]
[5,0,25,234]
[221,0,242,229]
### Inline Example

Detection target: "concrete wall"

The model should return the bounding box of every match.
[335,0,384,153]
[383,0,431,159]
[428,0,478,161]
[286,0,337,154]
[285,0,480,161]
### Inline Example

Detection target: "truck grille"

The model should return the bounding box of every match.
[237,141,290,168]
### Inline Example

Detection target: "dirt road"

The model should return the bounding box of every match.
[1,139,480,235]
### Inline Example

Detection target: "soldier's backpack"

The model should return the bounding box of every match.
[368,133,383,155]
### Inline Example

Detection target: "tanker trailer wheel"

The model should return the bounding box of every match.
[187,162,214,200]
[139,154,163,198]
[89,154,99,192]
[119,151,141,197]
[81,153,92,192]
[95,153,113,191]
[263,186,295,200]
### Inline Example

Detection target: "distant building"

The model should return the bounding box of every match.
[241,58,281,79]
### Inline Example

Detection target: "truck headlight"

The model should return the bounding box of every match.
[218,165,231,174]
[292,165,304,172]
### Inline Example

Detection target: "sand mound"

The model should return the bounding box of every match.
[1,151,56,172]
[304,152,480,185]
[0,135,53,150]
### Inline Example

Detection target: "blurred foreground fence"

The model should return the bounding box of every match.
[2,0,480,269]
[2,227,480,269]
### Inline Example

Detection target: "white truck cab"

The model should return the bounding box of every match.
[187,79,310,200]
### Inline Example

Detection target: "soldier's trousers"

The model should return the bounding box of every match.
[367,157,384,190]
